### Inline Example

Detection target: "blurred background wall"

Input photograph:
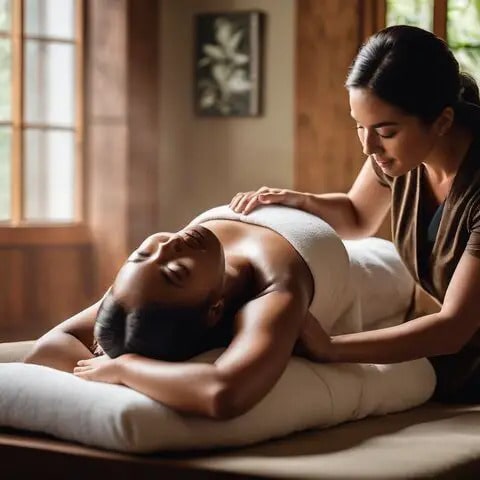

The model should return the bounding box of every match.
[158,0,295,231]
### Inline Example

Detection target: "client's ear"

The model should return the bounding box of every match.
[206,299,224,327]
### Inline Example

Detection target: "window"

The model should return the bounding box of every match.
[0,0,83,225]
[387,0,434,31]
[386,0,480,85]
[447,0,480,85]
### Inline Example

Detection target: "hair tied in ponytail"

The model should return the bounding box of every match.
[459,72,480,105]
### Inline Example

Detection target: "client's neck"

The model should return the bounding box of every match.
[221,256,255,313]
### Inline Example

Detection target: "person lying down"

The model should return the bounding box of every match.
[25,204,417,420]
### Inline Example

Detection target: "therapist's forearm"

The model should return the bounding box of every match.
[330,313,461,364]
[300,193,367,239]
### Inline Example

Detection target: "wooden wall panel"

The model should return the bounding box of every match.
[87,123,129,292]
[87,0,160,295]
[0,246,94,342]
[0,249,26,330]
[360,0,386,41]
[127,0,160,250]
[31,247,95,331]
[295,0,391,239]
[87,0,128,120]
[295,0,363,194]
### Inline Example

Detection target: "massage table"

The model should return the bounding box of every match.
[1,340,480,479]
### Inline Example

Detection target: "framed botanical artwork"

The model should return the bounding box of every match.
[194,11,265,117]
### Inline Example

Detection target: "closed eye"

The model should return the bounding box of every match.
[168,262,189,279]
[126,251,149,263]
[161,266,183,287]
[377,130,397,139]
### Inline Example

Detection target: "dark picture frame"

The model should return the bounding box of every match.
[194,11,265,117]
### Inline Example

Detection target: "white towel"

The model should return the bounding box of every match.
[189,205,414,335]
[342,237,415,333]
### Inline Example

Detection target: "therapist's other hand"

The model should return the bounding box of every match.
[229,186,305,215]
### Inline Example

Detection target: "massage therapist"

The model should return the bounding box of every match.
[230,25,480,403]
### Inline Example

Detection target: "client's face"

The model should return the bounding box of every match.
[112,225,225,310]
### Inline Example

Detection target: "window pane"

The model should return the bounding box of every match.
[24,40,75,126]
[0,0,11,32]
[25,0,75,40]
[448,0,480,85]
[386,0,434,31]
[24,129,75,221]
[0,127,11,221]
[0,38,11,121]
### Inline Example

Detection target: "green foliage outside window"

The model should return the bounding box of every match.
[386,0,434,31]
[387,0,480,86]
[448,0,480,85]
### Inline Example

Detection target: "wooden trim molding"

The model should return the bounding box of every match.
[295,0,366,193]
[75,0,85,222]
[0,224,91,246]
[359,0,386,42]
[11,0,23,224]
[433,0,448,40]
[295,0,391,239]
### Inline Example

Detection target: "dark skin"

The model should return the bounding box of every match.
[25,220,315,419]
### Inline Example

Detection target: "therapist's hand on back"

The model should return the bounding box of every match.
[229,186,306,215]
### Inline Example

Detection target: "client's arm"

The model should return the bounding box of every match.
[74,286,308,419]
[24,299,102,373]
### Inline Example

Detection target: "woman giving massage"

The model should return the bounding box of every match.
[231,26,480,403]
[24,204,412,419]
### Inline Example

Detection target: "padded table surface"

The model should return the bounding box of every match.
[2,341,480,479]
[1,402,480,479]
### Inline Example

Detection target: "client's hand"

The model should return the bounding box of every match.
[74,355,122,385]
[229,186,306,215]
[296,312,334,362]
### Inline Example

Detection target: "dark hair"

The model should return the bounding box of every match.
[93,292,213,361]
[346,25,480,128]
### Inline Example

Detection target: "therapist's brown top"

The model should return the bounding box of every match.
[372,136,480,304]
[372,137,480,402]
